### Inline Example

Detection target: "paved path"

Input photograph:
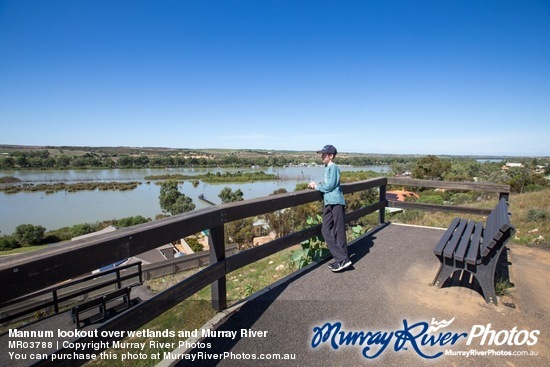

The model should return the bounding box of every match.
[169,224,549,367]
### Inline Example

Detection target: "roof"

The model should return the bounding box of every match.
[386,190,419,202]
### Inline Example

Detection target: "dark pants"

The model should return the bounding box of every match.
[322,204,348,262]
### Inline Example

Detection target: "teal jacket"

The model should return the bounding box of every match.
[316,162,346,206]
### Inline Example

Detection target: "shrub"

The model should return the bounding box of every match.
[14,224,46,247]
[450,193,474,205]
[417,195,444,205]
[70,223,101,237]
[524,184,546,192]
[116,215,149,227]
[524,209,549,223]
[185,236,204,252]
[394,209,424,223]
[0,235,20,251]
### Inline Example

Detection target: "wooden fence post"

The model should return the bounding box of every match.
[379,182,387,224]
[208,225,227,311]
[499,192,510,202]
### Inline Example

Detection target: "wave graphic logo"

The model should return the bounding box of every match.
[427,318,455,333]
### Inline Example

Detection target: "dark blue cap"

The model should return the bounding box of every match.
[316,145,337,155]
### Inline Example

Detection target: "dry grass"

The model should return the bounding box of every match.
[390,188,550,249]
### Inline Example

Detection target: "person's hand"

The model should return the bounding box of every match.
[308,182,316,189]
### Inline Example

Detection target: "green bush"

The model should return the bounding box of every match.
[417,195,444,205]
[185,236,204,252]
[14,224,46,247]
[524,209,549,223]
[70,223,101,237]
[0,235,21,251]
[116,215,149,227]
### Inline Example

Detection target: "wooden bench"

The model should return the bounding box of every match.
[71,286,132,328]
[432,198,515,304]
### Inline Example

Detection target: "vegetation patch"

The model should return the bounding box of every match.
[0,181,141,194]
[145,171,279,183]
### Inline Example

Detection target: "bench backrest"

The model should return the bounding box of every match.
[480,198,514,257]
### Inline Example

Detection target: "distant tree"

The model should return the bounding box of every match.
[226,218,255,249]
[444,160,480,181]
[0,157,16,169]
[216,187,254,248]
[117,156,134,168]
[15,155,30,168]
[159,180,195,215]
[14,224,46,247]
[218,187,244,204]
[412,155,451,180]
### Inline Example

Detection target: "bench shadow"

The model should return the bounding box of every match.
[440,247,512,300]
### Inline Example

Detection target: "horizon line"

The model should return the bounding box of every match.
[0,143,548,158]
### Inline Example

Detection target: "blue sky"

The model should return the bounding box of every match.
[1,0,549,156]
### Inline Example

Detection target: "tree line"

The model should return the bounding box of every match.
[1,148,433,170]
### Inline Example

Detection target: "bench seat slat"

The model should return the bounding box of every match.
[471,221,484,254]
[465,226,482,265]
[443,219,468,259]
[434,217,461,256]
[454,220,476,262]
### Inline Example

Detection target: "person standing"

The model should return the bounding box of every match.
[308,145,351,272]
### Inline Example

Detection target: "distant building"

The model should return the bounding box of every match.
[502,162,524,170]
[386,190,419,202]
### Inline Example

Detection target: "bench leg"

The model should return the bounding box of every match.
[432,260,456,287]
[476,271,497,304]
[74,310,81,329]
[474,247,506,305]
[100,298,107,320]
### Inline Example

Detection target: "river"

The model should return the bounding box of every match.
[0,165,389,235]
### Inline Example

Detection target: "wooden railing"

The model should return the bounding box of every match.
[0,262,142,325]
[387,177,510,215]
[0,176,510,365]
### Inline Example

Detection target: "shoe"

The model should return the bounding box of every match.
[330,259,352,272]
[327,261,337,269]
